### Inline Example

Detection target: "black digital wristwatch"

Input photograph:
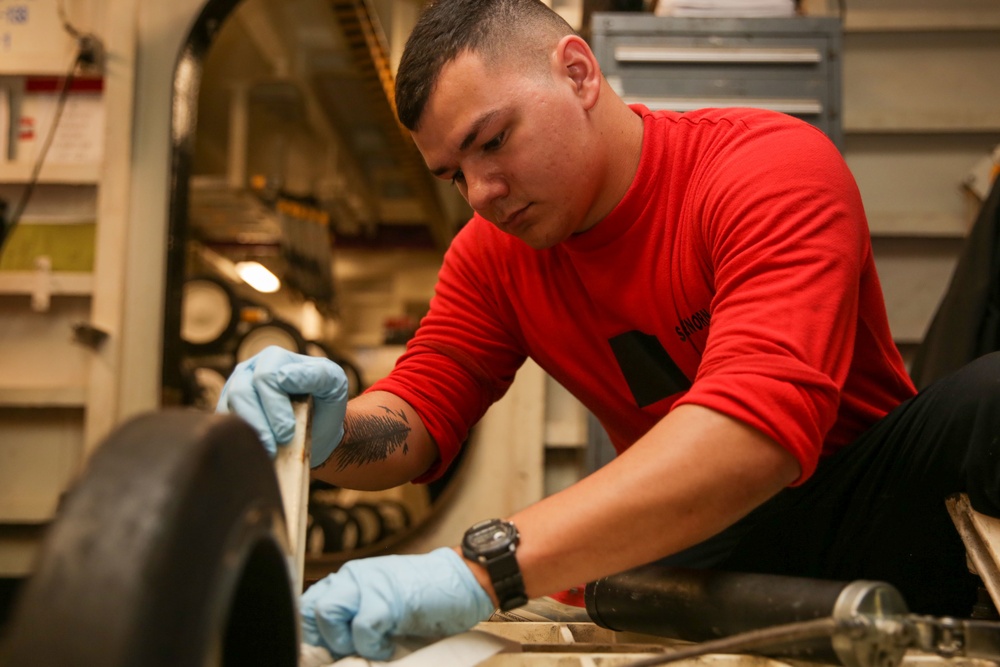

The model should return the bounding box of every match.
[461,518,528,611]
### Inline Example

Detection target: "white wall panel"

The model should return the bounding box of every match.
[845,133,999,237]
[0,409,84,525]
[843,31,1000,133]
[0,296,91,404]
[871,237,964,344]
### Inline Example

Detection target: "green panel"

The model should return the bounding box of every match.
[0,223,96,272]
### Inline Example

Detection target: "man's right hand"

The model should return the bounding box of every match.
[216,346,349,468]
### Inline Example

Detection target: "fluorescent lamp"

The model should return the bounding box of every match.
[235,261,281,293]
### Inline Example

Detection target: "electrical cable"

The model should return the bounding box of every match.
[56,0,83,39]
[0,2,103,258]
[0,56,79,257]
[620,616,841,667]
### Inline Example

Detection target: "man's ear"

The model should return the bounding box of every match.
[554,35,601,110]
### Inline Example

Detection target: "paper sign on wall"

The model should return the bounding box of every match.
[17,77,104,166]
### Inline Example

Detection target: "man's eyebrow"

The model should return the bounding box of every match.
[459,109,500,151]
[429,109,503,177]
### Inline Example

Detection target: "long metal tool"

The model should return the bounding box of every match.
[586,564,909,665]
[586,564,1000,667]
[619,613,1000,667]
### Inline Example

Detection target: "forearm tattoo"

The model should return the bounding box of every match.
[328,405,411,471]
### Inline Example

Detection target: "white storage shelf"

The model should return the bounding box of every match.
[0,271,94,297]
[0,162,101,184]
[0,385,88,408]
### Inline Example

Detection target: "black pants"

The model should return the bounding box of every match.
[659,351,1000,617]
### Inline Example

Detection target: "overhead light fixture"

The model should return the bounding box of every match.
[235,261,281,294]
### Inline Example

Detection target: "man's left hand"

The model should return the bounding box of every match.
[301,547,496,660]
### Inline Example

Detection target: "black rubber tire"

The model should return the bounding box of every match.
[0,410,298,667]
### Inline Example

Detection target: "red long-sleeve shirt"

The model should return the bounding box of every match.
[370,105,916,484]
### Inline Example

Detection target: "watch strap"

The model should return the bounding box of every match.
[483,548,528,611]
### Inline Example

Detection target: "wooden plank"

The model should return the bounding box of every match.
[274,399,312,594]
[946,494,1000,611]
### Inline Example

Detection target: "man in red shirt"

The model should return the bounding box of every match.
[218,0,1000,659]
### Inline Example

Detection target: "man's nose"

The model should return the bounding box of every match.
[463,168,508,213]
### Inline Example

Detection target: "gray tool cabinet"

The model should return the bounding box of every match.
[591,13,844,150]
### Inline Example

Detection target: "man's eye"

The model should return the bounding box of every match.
[451,169,465,186]
[483,132,505,151]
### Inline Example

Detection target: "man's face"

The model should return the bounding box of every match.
[411,49,601,250]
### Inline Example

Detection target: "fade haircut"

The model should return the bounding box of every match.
[395,0,576,131]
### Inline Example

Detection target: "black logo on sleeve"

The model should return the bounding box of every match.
[608,331,692,408]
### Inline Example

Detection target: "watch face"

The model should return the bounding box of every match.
[467,527,508,551]
[465,519,517,555]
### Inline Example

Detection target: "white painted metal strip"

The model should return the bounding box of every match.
[615,45,822,64]
[624,96,824,115]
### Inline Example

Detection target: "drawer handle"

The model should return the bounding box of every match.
[615,45,823,64]
[625,96,824,115]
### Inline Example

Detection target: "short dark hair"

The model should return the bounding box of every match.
[394,0,575,131]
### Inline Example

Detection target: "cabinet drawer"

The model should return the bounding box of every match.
[606,71,830,115]
[591,14,844,148]
[602,35,832,74]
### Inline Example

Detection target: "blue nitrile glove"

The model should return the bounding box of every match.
[216,346,348,468]
[300,547,496,660]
